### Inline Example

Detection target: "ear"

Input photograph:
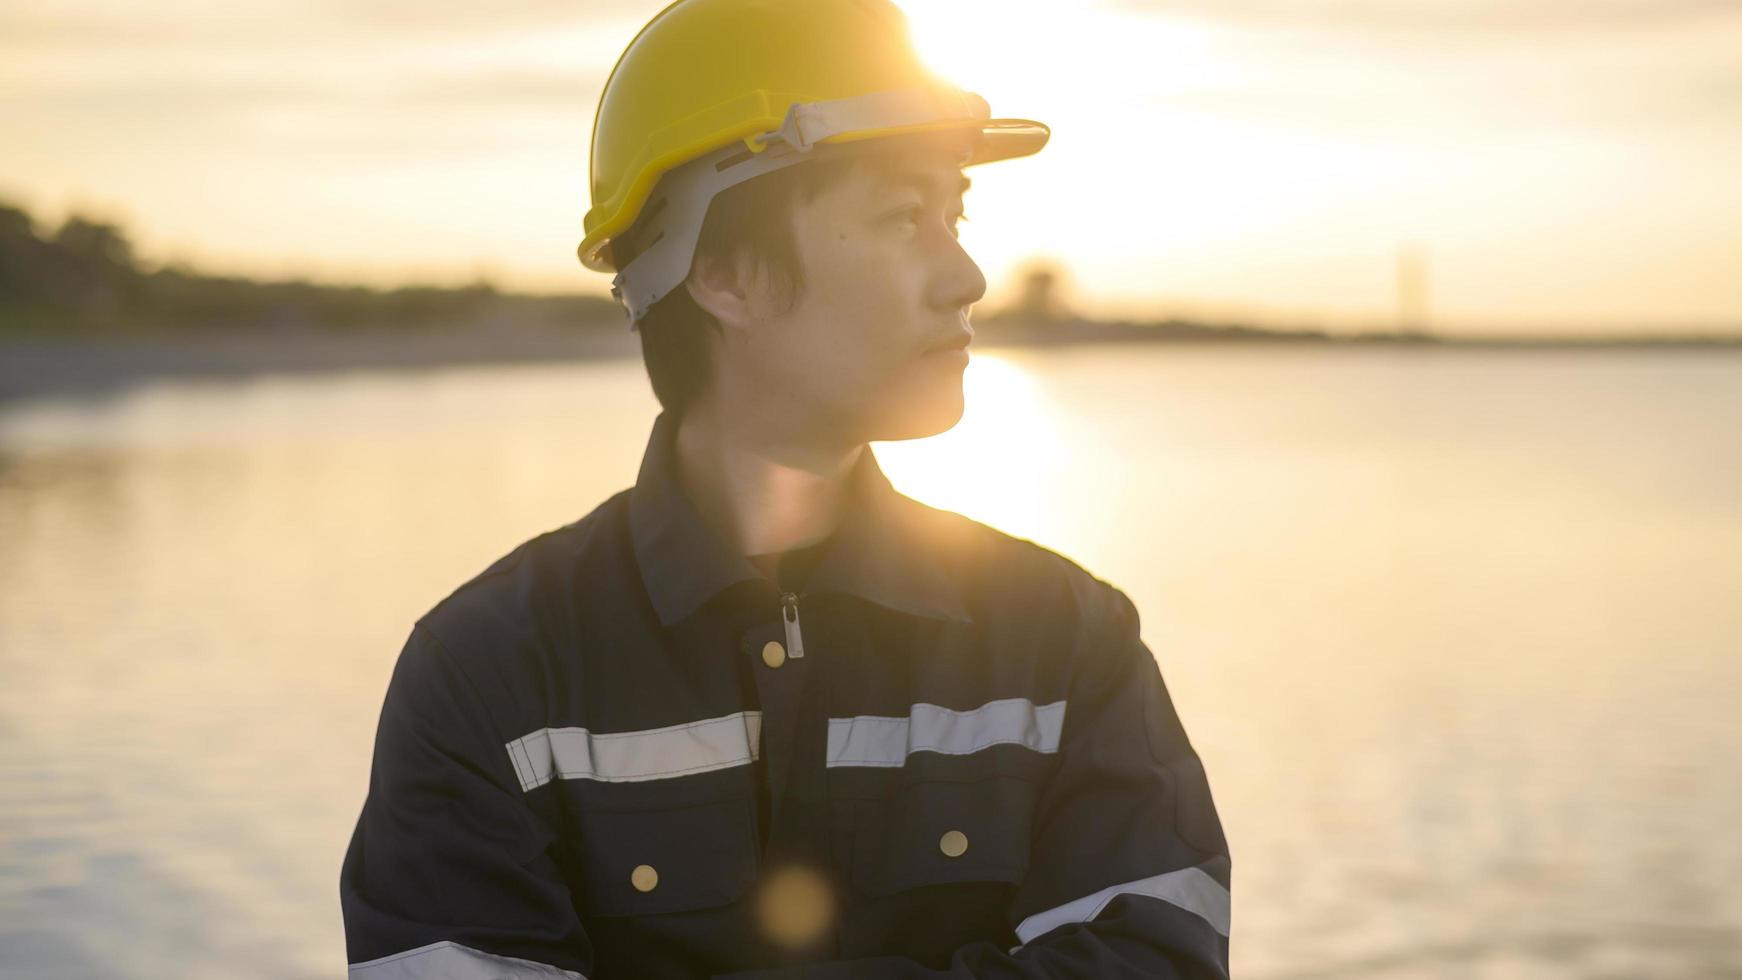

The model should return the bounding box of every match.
[684,246,763,336]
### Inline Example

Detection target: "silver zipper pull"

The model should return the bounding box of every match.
[779,591,806,659]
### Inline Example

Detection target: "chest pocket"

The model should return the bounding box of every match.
[851,775,1036,897]
[569,795,761,917]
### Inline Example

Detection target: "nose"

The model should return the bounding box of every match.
[929,229,988,317]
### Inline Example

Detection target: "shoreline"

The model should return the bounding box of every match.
[3,318,1738,405]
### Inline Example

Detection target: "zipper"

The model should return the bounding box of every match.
[778,591,807,659]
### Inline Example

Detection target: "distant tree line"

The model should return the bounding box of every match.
[0,199,622,334]
[3,198,1502,347]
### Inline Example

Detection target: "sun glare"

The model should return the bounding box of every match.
[894,0,1257,319]
[896,0,1226,106]
[872,354,1062,542]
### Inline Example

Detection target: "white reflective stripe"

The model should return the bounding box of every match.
[1013,866,1231,945]
[506,710,762,791]
[826,697,1066,768]
[349,940,587,979]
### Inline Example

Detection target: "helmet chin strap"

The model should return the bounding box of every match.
[611,85,993,327]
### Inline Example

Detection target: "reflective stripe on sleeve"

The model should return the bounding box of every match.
[826,697,1066,768]
[505,709,763,791]
[1013,864,1232,946]
[349,940,588,979]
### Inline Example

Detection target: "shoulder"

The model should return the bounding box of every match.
[413,488,633,671]
[903,494,1135,640]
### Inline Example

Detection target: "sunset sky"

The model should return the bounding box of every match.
[4,0,1738,337]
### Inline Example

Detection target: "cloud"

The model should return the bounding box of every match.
[0,0,656,46]
[1107,0,1740,34]
[316,0,659,37]
[1,0,619,136]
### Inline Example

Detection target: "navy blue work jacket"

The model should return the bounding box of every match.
[339,410,1232,978]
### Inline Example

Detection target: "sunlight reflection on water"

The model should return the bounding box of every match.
[2,346,1738,978]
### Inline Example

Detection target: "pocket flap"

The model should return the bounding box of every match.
[571,796,760,917]
[852,776,1034,897]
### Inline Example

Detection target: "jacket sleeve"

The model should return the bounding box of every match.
[712,584,1231,980]
[340,623,596,979]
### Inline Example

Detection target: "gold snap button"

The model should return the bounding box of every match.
[939,830,968,858]
[631,863,659,892]
[761,640,787,669]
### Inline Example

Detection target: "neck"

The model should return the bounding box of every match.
[673,403,863,570]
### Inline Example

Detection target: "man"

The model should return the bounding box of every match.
[339,1,1231,977]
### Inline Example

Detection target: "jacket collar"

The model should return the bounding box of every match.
[628,410,973,628]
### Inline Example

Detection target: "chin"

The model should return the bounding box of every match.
[865,384,966,442]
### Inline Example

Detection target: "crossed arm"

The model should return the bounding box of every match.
[340,586,1230,979]
[712,586,1232,979]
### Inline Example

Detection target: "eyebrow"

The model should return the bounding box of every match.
[874,169,972,199]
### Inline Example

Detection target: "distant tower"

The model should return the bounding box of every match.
[1011,258,1070,322]
[1396,242,1430,334]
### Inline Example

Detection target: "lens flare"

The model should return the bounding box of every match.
[754,862,837,950]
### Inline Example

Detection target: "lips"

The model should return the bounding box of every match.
[926,331,973,353]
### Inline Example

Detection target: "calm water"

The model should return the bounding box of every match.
[2,345,1738,979]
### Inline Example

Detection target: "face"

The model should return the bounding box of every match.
[700,130,988,446]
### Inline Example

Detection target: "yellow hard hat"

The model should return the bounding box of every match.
[578,0,1050,322]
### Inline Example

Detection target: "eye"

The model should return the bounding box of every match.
[890,207,970,237]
